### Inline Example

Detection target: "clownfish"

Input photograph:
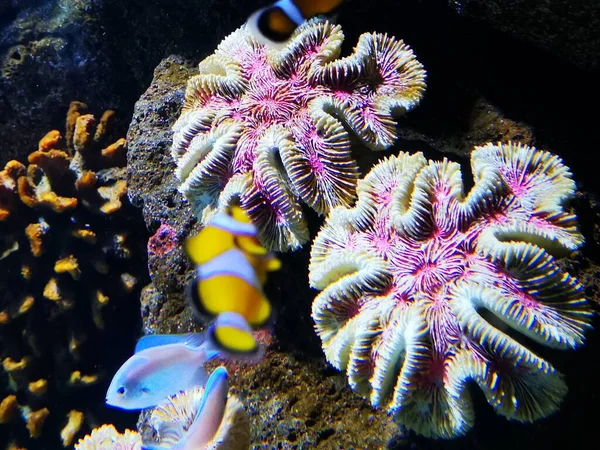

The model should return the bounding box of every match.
[185,205,280,356]
[247,0,345,48]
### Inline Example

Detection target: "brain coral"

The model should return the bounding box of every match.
[309,142,592,438]
[172,18,426,251]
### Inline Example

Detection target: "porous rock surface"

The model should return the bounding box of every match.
[0,0,253,162]
[0,0,115,161]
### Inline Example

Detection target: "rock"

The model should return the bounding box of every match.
[126,55,198,323]
[0,0,254,163]
[0,0,117,161]
[447,0,600,71]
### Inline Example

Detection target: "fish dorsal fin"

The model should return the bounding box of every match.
[266,255,281,271]
[134,333,204,353]
[235,235,268,256]
[141,441,169,450]
[198,366,228,415]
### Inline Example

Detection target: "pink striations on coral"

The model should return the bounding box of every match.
[147,223,178,258]
[172,18,426,251]
[309,142,593,438]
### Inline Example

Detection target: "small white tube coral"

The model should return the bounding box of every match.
[146,380,249,449]
[74,424,141,449]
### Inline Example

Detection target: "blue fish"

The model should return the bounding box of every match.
[142,366,230,450]
[105,333,218,410]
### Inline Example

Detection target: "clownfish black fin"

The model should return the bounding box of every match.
[185,276,214,323]
[204,313,265,363]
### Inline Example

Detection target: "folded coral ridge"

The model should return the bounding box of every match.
[172,18,426,251]
[309,142,592,438]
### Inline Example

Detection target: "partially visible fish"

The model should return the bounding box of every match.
[207,311,265,359]
[141,366,230,450]
[105,333,218,411]
[246,0,345,48]
[186,205,280,356]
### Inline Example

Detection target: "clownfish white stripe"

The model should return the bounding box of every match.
[196,248,261,289]
[273,0,305,25]
[209,213,257,236]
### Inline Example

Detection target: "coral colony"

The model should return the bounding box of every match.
[74,424,142,449]
[0,102,142,446]
[171,18,426,251]
[309,142,593,438]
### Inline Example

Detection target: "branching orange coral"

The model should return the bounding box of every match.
[0,101,147,448]
[0,161,26,221]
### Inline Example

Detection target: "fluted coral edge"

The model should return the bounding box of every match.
[172,18,426,251]
[309,142,592,438]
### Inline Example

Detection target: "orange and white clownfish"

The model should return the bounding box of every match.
[247,0,345,48]
[185,205,281,356]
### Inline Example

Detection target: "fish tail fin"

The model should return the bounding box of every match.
[188,344,223,388]
[197,366,229,417]
[185,275,214,323]
[189,366,229,439]
[202,312,265,363]
[247,293,272,328]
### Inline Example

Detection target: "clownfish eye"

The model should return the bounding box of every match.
[117,386,125,395]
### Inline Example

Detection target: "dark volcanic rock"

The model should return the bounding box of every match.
[447,0,600,72]
[0,0,117,161]
[126,55,200,334]
[0,0,256,163]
